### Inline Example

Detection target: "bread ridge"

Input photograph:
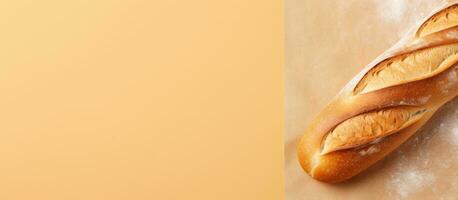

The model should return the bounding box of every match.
[297,3,458,183]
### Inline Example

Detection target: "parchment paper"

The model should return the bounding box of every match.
[285,1,458,199]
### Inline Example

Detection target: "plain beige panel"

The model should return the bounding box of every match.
[0,1,283,199]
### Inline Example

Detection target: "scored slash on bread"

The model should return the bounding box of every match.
[354,43,458,94]
[298,3,458,183]
[417,4,458,37]
[321,107,427,155]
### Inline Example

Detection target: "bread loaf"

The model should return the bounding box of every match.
[297,3,458,183]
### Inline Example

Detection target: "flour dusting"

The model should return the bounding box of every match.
[387,168,436,199]
[374,0,449,38]
[374,0,458,199]
[384,98,458,199]
[358,2,458,198]
[440,69,458,94]
[451,126,458,145]
[376,0,407,23]
[359,145,380,156]
[371,1,458,199]
[417,95,431,104]
[447,30,458,38]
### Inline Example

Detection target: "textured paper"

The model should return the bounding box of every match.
[285,1,458,199]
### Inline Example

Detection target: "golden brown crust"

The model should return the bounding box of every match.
[417,4,458,37]
[321,106,426,155]
[297,3,458,183]
[354,43,458,94]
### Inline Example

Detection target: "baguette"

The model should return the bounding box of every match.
[297,3,458,183]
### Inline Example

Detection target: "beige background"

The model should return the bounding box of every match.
[285,0,458,199]
[0,1,283,199]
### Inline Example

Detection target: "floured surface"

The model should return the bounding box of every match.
[383,100,458,199]
[285,0,458,199]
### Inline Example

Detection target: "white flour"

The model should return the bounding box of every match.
[388,168,436,199]
[358,145,380,156]
[371,1,458,199]
[451,126,458,145]
[384,98,458,199]
[374,0,449,38]
[376,0,407,23]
